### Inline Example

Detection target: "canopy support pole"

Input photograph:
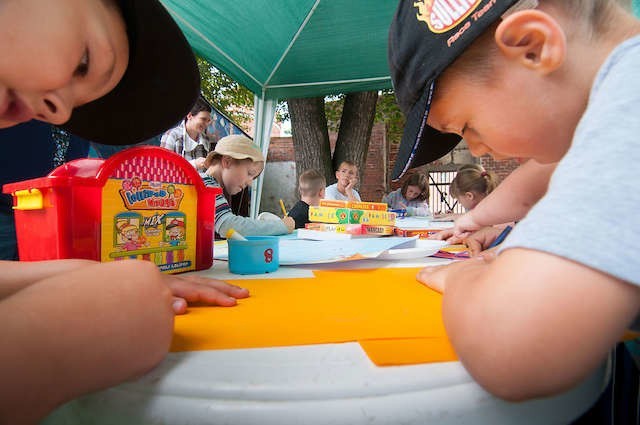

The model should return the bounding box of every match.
[250,95,276,218]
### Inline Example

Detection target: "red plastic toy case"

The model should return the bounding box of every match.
[3,147,220,274]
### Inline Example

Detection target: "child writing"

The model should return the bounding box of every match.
[288,169,326,229]
[201,135,295,237]
[0,1,249,423]
[382,172,431,217]
[389,0,640,406]
[324,160,362,201]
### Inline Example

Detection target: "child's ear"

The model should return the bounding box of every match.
[319,188,326,198]
[495,10,565,74]
[221,156,233,169]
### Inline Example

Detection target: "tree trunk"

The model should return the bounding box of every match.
[288,97,334,184]
[333,91,378,183]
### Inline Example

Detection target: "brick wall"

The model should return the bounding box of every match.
[267,137,295,162]
[479,155,519,182]
[266,123,387,202]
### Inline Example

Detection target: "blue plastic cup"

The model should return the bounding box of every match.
[228,236,280,274]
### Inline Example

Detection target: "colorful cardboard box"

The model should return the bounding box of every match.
[305,222,394,236]
[309,206,396,225]
[2,147,220,274]
[319,199,387,211]
[393,228,443,238]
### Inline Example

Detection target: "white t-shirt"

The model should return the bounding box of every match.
[501,36,640,289]
[324,183,361,202]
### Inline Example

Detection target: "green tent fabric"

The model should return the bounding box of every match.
[160,0,398,215]
[161,0,395,100]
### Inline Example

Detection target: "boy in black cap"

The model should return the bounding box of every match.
[389,0,640,405]
[0,1,249,423]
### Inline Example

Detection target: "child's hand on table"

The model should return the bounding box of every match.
[417,256,490,293]
[165,274,250,314]
[463,226,505,257]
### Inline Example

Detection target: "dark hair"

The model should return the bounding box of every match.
[401,173,429,201]
[189,96,212,116]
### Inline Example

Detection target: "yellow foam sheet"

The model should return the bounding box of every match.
[172,268,457,365]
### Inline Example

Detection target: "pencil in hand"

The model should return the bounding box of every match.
[279,199,288,217]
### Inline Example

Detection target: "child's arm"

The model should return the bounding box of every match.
[416,249,640,401]
[216,207,291,237]
[451,160,557,238]
[0,260,175,424]
[0,260,249,311]
[0,259,96,299]
[431,160,556,243]
[345,177,361,202]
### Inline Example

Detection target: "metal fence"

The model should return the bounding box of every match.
[428,171,465,215]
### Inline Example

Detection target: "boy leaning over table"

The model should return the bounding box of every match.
[0,1,248,423]
[388,0,640,408]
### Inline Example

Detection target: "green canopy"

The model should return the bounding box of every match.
[160,0,398,214]
[161,0,396,100]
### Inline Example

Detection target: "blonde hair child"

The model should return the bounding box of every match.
[449,164,498,211]
[288,169,326,229]
[389,0,640,403]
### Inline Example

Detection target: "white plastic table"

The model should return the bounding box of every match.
[43,258,609,425]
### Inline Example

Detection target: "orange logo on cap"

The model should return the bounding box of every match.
[414,0,482,33]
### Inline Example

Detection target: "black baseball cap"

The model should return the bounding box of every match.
[61,0,200,145]
[388,0,533,180]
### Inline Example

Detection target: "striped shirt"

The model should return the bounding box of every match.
[201,173,288,238]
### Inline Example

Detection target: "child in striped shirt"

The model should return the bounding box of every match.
[201,135,295,238]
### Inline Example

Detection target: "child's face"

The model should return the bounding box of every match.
[0,0,129,128]
[221,159,264,196]
[404,185,422,201]
[427,63,577,164]
[335,164,358,187]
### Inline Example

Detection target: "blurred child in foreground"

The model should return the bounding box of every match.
[389,0,640,407]
[0,1,248,422]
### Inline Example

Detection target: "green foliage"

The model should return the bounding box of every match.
[323,91,404,146]
[197,55,290,129]
[196,56,254,127]
[376,90,405,146]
